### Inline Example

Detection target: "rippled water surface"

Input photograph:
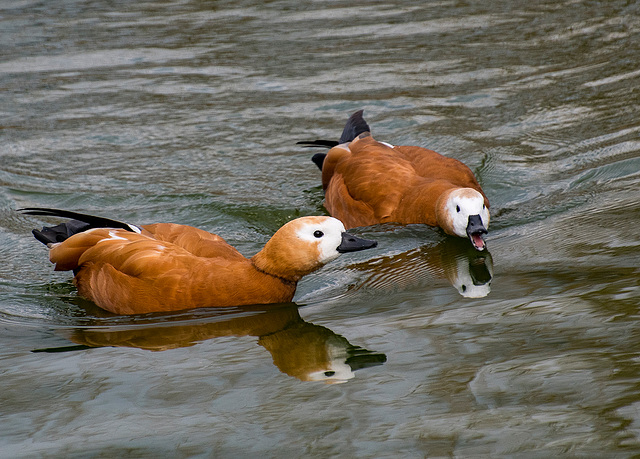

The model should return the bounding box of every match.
[2,0,639,457]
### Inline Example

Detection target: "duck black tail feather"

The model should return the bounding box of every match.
[311,153,327,171]
[296,139,339,148]
[31,220,92,245]
[338,109,370,144]
[297,110,371,149]
[18,207,139,246]
[298,110,370,171]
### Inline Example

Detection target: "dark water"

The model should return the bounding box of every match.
[1,0,639,456]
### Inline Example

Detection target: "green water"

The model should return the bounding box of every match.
[1,0,639,456]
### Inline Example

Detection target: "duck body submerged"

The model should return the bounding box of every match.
[21,208,377,315]
[300,110,490,250]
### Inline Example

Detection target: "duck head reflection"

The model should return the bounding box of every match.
[353,237,494,298]
[449,248,493,298]
[38,303,386,384]
[258,321,385,383]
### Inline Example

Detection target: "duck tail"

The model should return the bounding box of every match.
[296,109,371,148]
[18,208,140,246]
[338,109,370,143]
[298,110,370,171]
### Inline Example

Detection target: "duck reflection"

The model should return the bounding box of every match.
[353,237,494,298]
[41,303,386,384]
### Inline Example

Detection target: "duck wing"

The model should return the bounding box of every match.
[394,145,489,203]
[52,228,253,314]
[141,223,245,260]
[323,137,415,228]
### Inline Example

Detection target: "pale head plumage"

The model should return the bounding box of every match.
[293,216,346,264]
[444,188,489,237]
[253,216,355,282]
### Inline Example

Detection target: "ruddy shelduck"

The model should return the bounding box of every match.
[299,110,490,250]
[20,208,377,315]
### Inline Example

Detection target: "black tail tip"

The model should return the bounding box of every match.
[32,228,55,245]
[311,153,326,171]
[30,220,91,246]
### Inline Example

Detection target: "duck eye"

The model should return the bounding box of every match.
[324,371,336,377]
[456,205,461,213]
[461,285,467,292]
[313,230,324,238]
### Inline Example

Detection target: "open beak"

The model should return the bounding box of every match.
[337,232,378,253]
[466,214,488,251]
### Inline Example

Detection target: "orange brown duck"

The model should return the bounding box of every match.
[299,110,490,250]
[20,208,376,315]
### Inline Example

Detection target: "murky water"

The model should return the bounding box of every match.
[1,0,639,456]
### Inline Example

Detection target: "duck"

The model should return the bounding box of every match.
[19,208,377,315]
[298,110,490,250]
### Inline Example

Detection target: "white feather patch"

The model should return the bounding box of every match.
[96,230,128,243]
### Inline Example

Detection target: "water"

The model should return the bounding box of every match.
[1,0,639,456]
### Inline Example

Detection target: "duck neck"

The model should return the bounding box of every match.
[251,255,299,288]
[394,180,453,229]
[251,248,306,285]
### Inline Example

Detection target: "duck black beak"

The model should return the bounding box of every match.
[466,214,488,251]
[337,233,378,253]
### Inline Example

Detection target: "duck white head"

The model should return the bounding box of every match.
[437,188,490,251]
[252,216,377,282]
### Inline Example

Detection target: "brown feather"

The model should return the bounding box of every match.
[321,135,489,231]
[46,223,319,314]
